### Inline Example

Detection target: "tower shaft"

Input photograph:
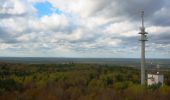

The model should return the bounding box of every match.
[141,40,145,84]
[139,11,148,85]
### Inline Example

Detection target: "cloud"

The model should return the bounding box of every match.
[48,0,164,19]
[0,0,170,58]
[0,0,36,18]
[40,14,69,31]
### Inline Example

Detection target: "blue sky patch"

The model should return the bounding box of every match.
[55,8,62,15]
[34,1,62,17]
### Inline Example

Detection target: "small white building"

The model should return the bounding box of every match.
[147,64,164,86]
[147,73,164,86]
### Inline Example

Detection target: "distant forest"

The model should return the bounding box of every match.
[0,62,170,100]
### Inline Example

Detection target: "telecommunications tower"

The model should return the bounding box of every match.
[139,11,148,85]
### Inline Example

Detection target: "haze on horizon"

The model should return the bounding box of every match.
[0,0,170,58]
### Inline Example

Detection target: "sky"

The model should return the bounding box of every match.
[0,0,170,58]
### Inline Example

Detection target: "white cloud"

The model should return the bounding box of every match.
[147,26,170,34]
[0,0,169,58]
[40,14,69,31]
[0,0,36,16]
[28,0,46,3]
[0,43,12,49]
[0,18,28,34]
[0,0,25,15]
[104,21,138,37]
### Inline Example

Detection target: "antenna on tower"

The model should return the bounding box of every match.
[140,10,147,34]
[141,10,144,28]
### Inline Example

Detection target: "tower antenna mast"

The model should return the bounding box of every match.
[139,11,148,85]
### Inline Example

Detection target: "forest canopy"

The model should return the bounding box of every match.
[0,62,170,100]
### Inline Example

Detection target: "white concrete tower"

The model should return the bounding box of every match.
[139,11,148,85]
